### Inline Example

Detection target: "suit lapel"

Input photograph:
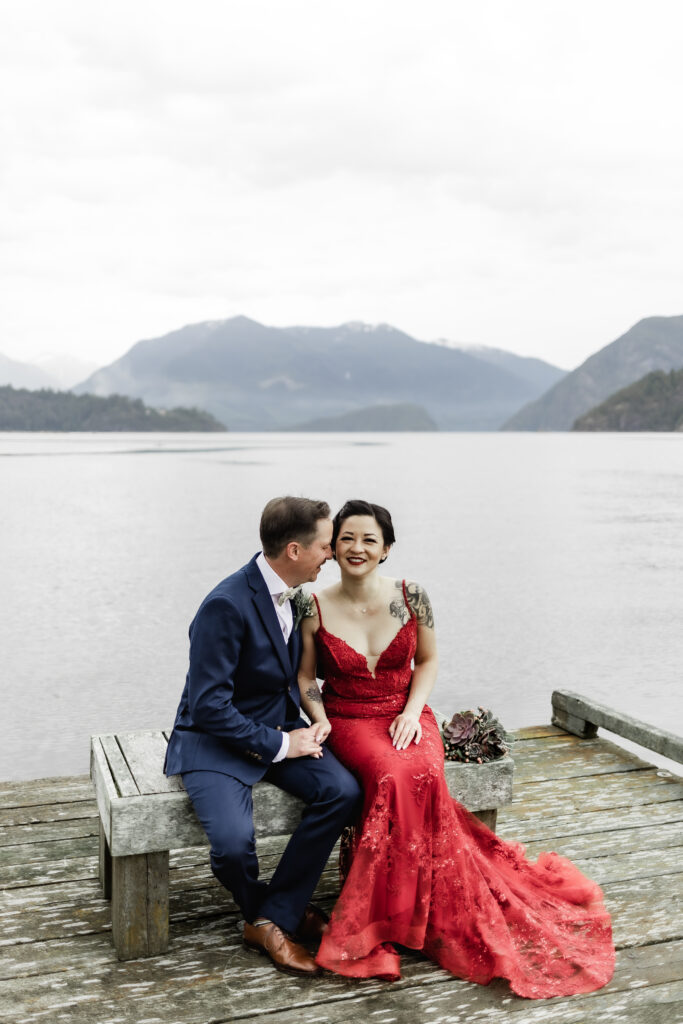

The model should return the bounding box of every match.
[245,557,291,677]
[288,623,301,671]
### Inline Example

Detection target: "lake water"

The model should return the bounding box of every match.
[1,431,682,781]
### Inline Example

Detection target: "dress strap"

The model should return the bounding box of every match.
[401,580,416,620]
[312,592,323,623]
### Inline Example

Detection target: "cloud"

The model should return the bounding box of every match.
[1,1,683,369]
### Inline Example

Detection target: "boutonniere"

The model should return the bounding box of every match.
[292,589,314,630]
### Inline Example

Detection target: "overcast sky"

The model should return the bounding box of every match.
[2,1,683,372]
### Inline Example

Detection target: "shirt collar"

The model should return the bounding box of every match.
[256,551,291,598]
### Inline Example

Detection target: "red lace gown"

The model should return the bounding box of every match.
[312,588,615,998]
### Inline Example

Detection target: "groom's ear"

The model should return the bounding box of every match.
[285,540,301,561]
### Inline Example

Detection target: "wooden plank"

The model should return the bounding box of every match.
[522,819,683,862]
[443,756,513,810]
[569,846,683,887]
[511,739,651,784]
[502,768,683,820]
[509,724,569,740]
[89,738,116,849]
[109,790,205,856]
[0,817,99,848]
[99,821,112,899]
[107,783,309,857]
[111,851,169,959]
[0,835,97,868]
[552,690,683,763]
[115,731,183,795]
[0,856,97,889]
[1,850,681,1019]
[0,878,104,912]
[498,799,683,845]
[0,799,97,828]
[1,923,682,1024]
[0,776,93,809]
[97,735,138,797]
[231,980,683,1024]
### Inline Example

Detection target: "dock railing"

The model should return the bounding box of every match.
[551,689,683,765]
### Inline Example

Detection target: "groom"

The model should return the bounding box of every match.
[165,496,360,976]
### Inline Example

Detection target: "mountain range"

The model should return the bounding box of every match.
[0,352,98,391]
[503,316,683,430]
[573,369,683,432]
[73,317,565,431]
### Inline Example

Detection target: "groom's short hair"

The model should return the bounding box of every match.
[260,496,331,557]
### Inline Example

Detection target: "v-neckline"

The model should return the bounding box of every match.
[318,619,413,680]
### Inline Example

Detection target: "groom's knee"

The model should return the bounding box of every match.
[330,767,362,817]
[209,817,255,874]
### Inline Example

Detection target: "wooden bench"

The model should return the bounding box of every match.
[90,722,514,960]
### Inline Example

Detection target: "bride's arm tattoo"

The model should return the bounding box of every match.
[305,685,324,705]
[402,580,435,628]
[389,585,410,625]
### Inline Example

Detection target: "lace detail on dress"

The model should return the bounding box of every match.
[313,602,615,998]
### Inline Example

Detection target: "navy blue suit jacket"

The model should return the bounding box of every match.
[164,554,303,784]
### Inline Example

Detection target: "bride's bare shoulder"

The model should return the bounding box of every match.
[392,578,435,628]
[314,583,343,609]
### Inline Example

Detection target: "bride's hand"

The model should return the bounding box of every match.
[389,713,422,751]
[312,719,332,744]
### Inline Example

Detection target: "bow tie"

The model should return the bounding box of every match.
[277,586,300,606]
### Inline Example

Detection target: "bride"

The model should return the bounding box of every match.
[298,499,615,998]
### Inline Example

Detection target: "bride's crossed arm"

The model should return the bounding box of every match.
[297,610,332,744]
[390,581,438,751]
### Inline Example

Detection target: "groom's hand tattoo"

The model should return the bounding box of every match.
[403,581,435,629]
[305,685,324,705]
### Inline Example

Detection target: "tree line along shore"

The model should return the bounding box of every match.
[0,386,227,432]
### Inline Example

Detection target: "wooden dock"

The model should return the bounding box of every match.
[1,722,682,1023]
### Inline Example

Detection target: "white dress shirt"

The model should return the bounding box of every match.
[255,552,293,761]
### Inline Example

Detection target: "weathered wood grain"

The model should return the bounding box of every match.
[0,798,97,828]
[3,723,683,1024]
[552,690,683,764]
[0,855,97,890]
[1,927,681,1024]
[0,817,98,848]
[521,819,683,862]
[0,776,93,808]
[510,724,569,740]
[498,797,683,845]
[510,738,651,784]
[90,736,116,848]
[0,834,97,867]
[111,851,169,959]
[505,767,683,820]
[115,731,183,795]
[99,734,138,797]
[443,756,513,811]
[99,820,112,899]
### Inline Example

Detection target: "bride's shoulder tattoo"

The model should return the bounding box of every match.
[389,580,410,625]
[402,580,435,629]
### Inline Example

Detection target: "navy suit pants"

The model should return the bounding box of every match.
[182,747,361,933]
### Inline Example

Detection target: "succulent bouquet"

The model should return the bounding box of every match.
[441,707,510,763]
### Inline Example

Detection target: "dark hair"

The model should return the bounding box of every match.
[332,499,396,562]
[260,496,331,557]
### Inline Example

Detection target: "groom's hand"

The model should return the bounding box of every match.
[286,725,324,759]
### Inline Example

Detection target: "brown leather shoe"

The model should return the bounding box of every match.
[243,920,321,976]
[294,904,329,943]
